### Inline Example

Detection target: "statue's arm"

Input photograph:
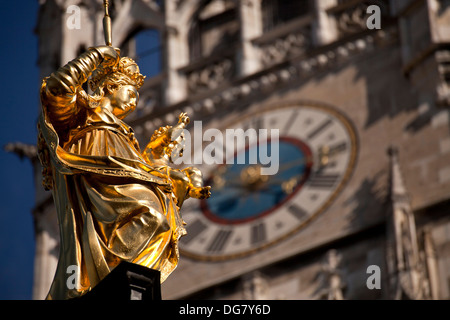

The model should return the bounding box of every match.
[141,113,190,164]
[41,46,119,128]
[169,112,189,141]
[142,132,171,164]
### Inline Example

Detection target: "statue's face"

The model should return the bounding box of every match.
[108,84,139,119]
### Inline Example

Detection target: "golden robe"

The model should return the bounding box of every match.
[38,49,185,300]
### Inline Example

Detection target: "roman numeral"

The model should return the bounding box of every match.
[207,229,233,253]
[307,118,333,140]
[251,222,267,245]
[243,116,263,131]
[282,110,299,135]
[180,219,207,245]
[308,173,340,189]
[329,142,347,155]
[287,203,308,221]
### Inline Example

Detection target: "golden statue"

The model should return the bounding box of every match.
[37,42,210,299]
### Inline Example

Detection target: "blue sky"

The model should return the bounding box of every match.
[0,1,40,299]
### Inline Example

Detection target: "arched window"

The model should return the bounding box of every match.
[121,28,161,78]
[189,0,239,62]
[262,0,312,32]
[120,28,163,119]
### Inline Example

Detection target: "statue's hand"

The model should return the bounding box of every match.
[168,113,189,142]
[189,186,211,199]
[178,112,190,126]
[91,45,120,68]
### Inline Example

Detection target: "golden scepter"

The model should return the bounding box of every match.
[103,0,112,46]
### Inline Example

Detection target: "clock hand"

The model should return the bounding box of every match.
[213,157,309,192]
[257,155,310,192]
[212,148,311,182]
[259,174,300,186]
[258,174,305,194]
[247,157,310,179]
[275,156,312,172]
[212,172,244,191]
[318,143,347,167]
[259,148,340,193]
[212,153,314,192]
[318,145,331,167]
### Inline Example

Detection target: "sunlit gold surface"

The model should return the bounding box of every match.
[103,1,112,46]
[38,45,209,299]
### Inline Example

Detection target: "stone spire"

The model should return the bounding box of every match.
[386,146,431,300]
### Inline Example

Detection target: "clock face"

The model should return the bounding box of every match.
[180,102,358,261]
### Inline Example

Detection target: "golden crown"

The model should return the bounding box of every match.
[117,57,146,88]
[89,56,146,92]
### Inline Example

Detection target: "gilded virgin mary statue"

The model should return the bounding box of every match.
[37,45,210,299]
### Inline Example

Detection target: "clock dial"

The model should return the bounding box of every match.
[202,138,313,224]
[180,102,358,260]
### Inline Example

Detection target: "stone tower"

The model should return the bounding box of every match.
[32,0,450,300]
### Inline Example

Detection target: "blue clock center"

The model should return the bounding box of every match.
[201,138,312,224]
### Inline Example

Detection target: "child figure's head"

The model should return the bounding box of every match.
[150,126,185,163]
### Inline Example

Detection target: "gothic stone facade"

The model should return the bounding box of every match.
[31,0,450,300]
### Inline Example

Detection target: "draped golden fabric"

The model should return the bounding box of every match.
[38,48,187,300]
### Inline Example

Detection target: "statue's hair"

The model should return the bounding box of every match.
[88,74,132,107]
[89,56,145,93]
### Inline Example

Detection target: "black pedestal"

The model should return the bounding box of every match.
[75,262,161,300]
